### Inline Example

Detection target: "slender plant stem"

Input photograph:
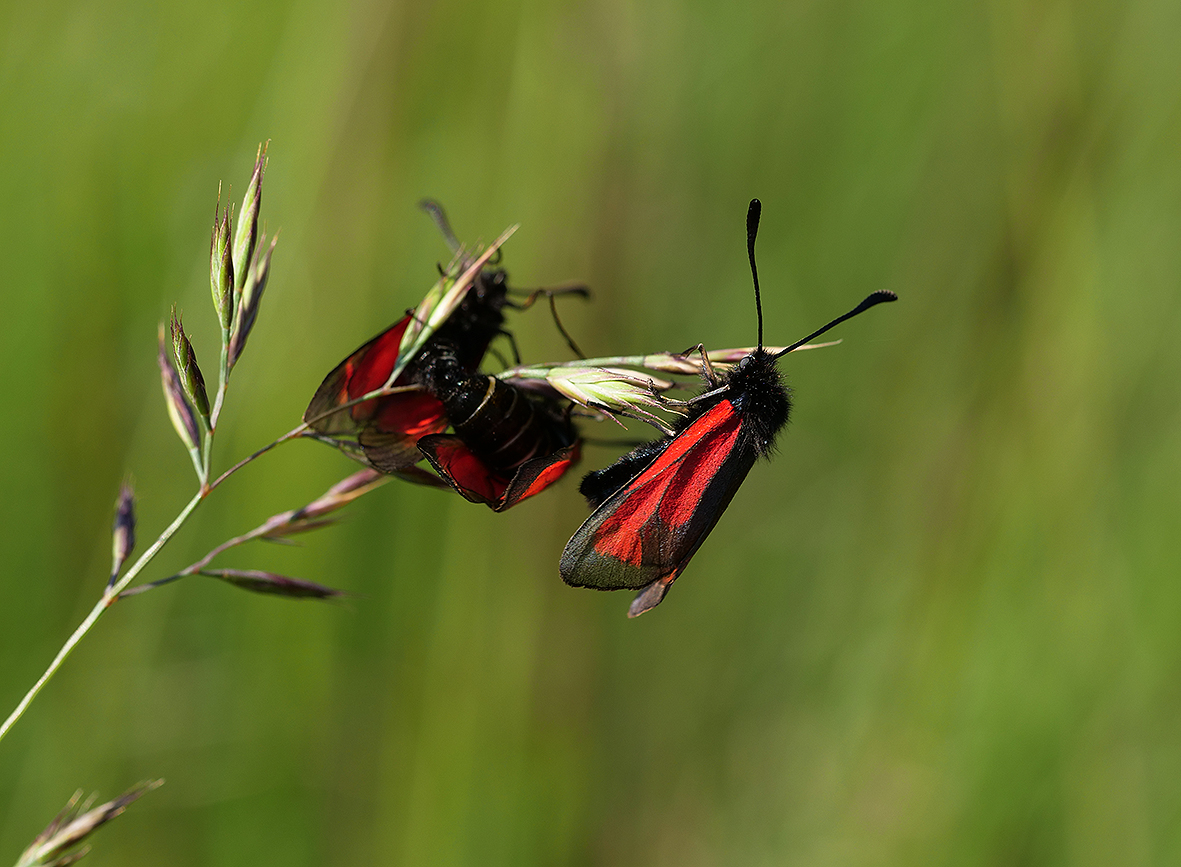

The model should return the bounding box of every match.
[186,443,205,482]
[0,323,417,743]
[204,334,231,480]
[0,419,310,743]
[0,489,203,743]
[200,428,214,484]
[210,333,230,432]
[181,524,267,575]
[208,423,308,492]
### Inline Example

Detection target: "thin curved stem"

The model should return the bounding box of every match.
[0,366,381,743]
[0,418,314,743]
[207,422,309,492]
[0,489,203,743]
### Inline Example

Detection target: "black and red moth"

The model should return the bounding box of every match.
[303,232,511,479]
[560,199,896,616]
[414,341,580,510]
[304,203,583,508]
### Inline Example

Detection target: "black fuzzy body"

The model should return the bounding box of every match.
[722,349,791,458]
[420,341,577,473]
[425,268,510,371]
[580,349,790,508]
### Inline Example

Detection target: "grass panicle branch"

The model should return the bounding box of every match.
[120,468,385,600]
[15,781,162,867]
[0,146,352,750]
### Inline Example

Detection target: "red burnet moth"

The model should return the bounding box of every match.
[305,202,585,506]
[303,263,513,477]
[560,199,896,616]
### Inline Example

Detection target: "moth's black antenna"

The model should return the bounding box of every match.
[746,199,764,351]
[775,290,898,359]
[419,199,461,253]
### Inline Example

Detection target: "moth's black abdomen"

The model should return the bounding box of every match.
[579,438,671,508]
[724,349,791,457]
[419,342,575,472]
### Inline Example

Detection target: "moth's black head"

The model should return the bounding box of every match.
[725,349,791,457]
[471,268,510,310]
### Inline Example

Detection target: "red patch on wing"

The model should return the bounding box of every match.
[342,316,412,422]
[372,391,446,437]
[305,315,414,434]
[497,443,580,511]
[419,436,580,511]
[591,401,741,566]
[418,435,508,505]
[307,316,451,475]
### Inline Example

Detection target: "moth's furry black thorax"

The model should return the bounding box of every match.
[723,349,791,457]
[579,438,669,509]
[417,342,470,401]
[578,350,792,509]
[429,269,509,369]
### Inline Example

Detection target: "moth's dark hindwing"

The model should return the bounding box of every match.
[724,349,791,457]
[420,342,576,472]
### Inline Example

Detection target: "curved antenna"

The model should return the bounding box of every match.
[419,199,461,253]
[774,290,898,359]
[746,199,764,350]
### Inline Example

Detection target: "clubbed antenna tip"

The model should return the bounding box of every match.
[746,199,764,349]
[776,290,898,359]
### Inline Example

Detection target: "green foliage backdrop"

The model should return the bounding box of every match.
[3,0,1181,863]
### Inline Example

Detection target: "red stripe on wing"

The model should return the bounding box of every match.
[305,315,413,433]
[345,318,408,397]
[343,316,412,422]
[420,437,580,511]
[591,401,741,567]
[373,391,447,437]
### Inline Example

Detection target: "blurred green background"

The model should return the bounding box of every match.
[3,0,1181,863]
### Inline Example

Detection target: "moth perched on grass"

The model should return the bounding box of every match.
[304,202,587,507]
[558,200,897,616]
